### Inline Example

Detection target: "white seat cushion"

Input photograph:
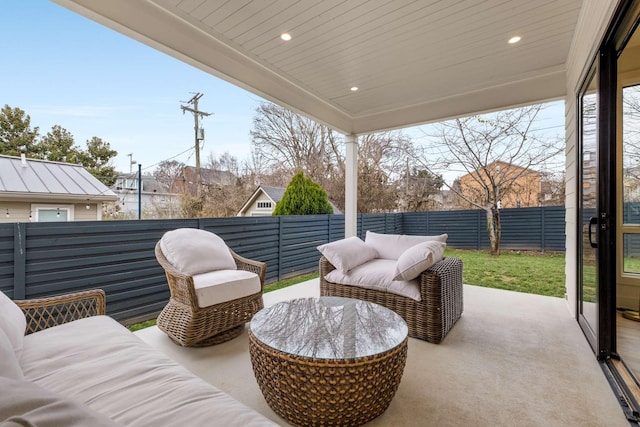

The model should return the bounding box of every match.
[192,270,261,308]
[325,259,421,301]
[20,316,278,427]
[0,377,122,426]
[364,231,448,260]
[160,228,236,275]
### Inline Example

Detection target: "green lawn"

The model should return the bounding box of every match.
[445,248,566,298]
[128,249,566,331]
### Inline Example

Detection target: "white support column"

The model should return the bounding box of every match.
[345,134,358,237]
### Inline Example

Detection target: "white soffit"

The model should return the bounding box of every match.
[53,0,583,135]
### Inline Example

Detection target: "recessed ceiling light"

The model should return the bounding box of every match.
[508,36,521,44]
[350,86,359,92]
[281,33,292,41]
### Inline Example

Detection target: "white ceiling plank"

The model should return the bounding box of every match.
[176,0,207,14]
[200,0,253,28]
[188,0,229,21]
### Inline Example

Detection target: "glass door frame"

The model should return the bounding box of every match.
[576,55,617,359]
[577,60,602,353]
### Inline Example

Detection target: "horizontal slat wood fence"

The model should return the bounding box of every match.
[0,206,565,324]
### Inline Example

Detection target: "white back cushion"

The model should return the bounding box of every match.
[393,241,446,281]
[317,236,378,273]
[160,229,236,275]
[0,328,23,380]
[0,291,26,360]
[364,231,448,260]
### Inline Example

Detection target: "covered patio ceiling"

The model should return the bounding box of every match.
[52,0,583,135]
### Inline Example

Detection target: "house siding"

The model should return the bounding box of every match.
[458,161,542,209]
[244,193,275,216]
[0,202,31,223]
[0,201,102,223]
[564,0,620,317]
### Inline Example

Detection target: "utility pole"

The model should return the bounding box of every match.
[180,93,212,195]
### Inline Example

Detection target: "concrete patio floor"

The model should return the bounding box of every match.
[134,280,628,426]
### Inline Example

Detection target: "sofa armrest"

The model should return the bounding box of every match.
[420,257,463,298]
[419,257,463,334]
[14,289,106,335]
[319,256,336,279]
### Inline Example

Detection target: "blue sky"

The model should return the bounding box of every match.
[1,1,565,177]
[1,0,265,174]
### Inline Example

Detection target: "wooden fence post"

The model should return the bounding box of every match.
[13,223,26,299]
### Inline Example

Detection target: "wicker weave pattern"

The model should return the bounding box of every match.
[155,241,266,347]
[249,330,407,427]
[320,256,463,343]
[15,289,106,335]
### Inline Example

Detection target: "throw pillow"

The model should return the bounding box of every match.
[0,290,26,360]
[393,241,446,281]
[317,236,378,273]
[364,231,448,260]
[159,228,236,276]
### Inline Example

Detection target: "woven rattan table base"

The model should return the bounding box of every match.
[249,331,408,427]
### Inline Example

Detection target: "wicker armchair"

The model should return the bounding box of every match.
[320,256,463,343]
[14,289,106,334]
[155,235,266,347]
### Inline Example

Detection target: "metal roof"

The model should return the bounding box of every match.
[0,155,118,202]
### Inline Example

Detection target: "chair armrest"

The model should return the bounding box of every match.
[231,250,267,290]
[15,289,106,335]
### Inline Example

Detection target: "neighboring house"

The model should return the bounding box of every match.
[237,185,342,216]
[0,154,118,223]
[178,166,237,192]
[457,161,542,209]
[110,174,180,219]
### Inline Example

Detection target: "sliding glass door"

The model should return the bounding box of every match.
[578,64,601,351]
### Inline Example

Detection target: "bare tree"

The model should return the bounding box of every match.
[250,102,342,185]
[400,166,445,211]
[199,152,253,217]
[250,102,425,213]
[154,160,186,193]
[416,104,564,255]
[356,132,418,212]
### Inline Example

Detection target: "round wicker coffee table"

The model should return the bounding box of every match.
[248,297,408,427]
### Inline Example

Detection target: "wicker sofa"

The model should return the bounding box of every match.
[318,232,464,344]
[0,289,277,426]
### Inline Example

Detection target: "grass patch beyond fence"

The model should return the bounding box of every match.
[445,248,566,298]
[128,250,565,331]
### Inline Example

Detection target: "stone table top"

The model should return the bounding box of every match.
[249,297,408,359]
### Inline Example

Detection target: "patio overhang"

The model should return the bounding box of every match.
[51,0,580,135]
